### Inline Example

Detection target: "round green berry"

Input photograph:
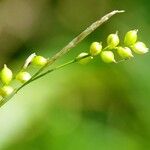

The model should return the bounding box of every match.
[131,41,149,54]
[90,42,102,56]
[76,52,93,65]
[101,51,116,63]
[117,47,133,59]
[32,56,47,66]
[1,64,13,85]
[0,86,14,97]
[16,71,31,83]
[107,33,119,48]
[124,29,138,46]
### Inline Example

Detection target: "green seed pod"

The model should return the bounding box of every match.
[131,41,149,54]
[0,86,14,97]
[1,64,13,85]
[32,56,47,66]
[101,51,116,63]
[107,33,119,48]
[76,52,93,64]
[117,47,133,59]
[90,42,102,56]
[16,71,31,83]
[124,29,138,46]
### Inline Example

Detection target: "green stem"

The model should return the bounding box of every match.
[13,10,125,95]
[17,59,76,91]
[16,54,91,90]
[0,10,125,108]
[24,10,125,81]
[0,56,86,107]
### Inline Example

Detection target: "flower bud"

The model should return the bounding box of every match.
[101,51,116,63]
[107,33,119,48]
[76,52,93,64]
[90,42,102,56]
[131,41,149,54]
[124,29,138,46]
[1,64,13,85]
[16,71,31,83]
[0,86,14,97]
[32,56,47,66]
[117,47,133,59]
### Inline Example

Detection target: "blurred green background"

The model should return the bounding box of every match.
[0,0,150,150]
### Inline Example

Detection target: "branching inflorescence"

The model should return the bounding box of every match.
[0,10,148,108]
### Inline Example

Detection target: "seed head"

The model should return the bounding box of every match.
[16,71,31,83]
[0,86,14,97]
[1,64,13,85]
[90,42,102,56]
[131,41,149,54]
[107,33,119,48]
[101,51,116,63]
[32,56,47,66]
[124,29,138,46]
[117,47,133,59]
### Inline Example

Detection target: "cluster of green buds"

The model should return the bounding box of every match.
[76,30,148,64]
[0,54,48,98]
[0,30,148,99]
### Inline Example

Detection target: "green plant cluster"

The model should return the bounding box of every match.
[0,30,148,99]
[77,30,148,64]
[0,55,48,98]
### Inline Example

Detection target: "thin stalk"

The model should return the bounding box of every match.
[0,10,125,108]
[0,56,85,107]
[15,10,125,93]
[23,10,125,84]
[18,59,76,90]
[32,10,125,78]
